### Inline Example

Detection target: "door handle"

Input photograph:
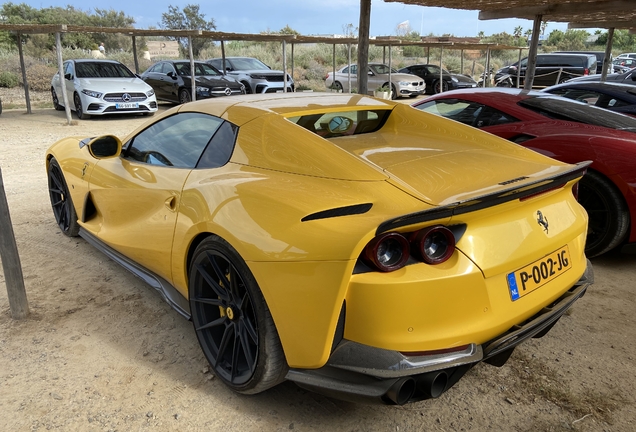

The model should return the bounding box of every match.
[165,195,177,211]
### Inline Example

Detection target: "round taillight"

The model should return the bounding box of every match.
[411,226,455,264]
[363,233,410,272]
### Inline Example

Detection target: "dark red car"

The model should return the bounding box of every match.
[413,88,636,257]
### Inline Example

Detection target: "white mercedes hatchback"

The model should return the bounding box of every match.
[51,59,158,119]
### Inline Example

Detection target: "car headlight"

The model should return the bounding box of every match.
[451,77,459,83]
[196,86,210,93]
[146,89,155,97]
[398,81,410,86]
[81,89,102,99]
[249,74,267,79]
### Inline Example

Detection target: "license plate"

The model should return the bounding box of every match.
[116,102,138,109]
[507,246,571,301]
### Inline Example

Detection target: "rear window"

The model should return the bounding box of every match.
[287,110,391,137]
[519,96,636,131]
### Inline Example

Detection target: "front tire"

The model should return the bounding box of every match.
[179,89,191,104]
[433,79,449,94]
[189,236,287,394]
[578,171,630,257]
[48,158,80,237]
[51,87,64,110]
[73,93,89,120]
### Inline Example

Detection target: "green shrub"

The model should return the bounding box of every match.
[0,71,19,88]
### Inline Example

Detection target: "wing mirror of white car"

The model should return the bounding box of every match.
[64,73,72,80]
[80,135,122,159]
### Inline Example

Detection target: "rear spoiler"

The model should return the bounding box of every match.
[377,161,591,235]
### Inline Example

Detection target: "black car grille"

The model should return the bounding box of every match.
[104,92,147,102]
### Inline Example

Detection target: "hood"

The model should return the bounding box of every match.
[77,77,151,92]
[388,73,423,82]
[193,75,243,88]
[230,69,287,76]
[452,74,476,84]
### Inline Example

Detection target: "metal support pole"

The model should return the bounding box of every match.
[426,47,430,64]
[0,168,29,320]
[188,36,195,101]
[16,32,32,114]
[347,43,352,93]
[524,14,543,91]
[333,44,336,90]
[517,48,522,88]
[55,32,72,125]
[439,46,444,93]
[291,43,295,85]
[601,28,615,82]
[221,40,226,74]
[131,35,139,74]
[485,47,491,87]
[283,40,288,92]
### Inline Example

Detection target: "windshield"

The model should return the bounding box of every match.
[519,96,636,131]
[175,62,221,77]
[229,57,270,70]
[425,65,449,75]
[75,62,135,78]
[370,64,398,75]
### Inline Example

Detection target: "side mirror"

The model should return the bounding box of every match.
[327,116,354,134]
[80,135,122,159]
[368,71,373,76]
[64,73,72,80]
[167,71,177,80]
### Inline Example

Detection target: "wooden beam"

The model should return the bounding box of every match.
[16,32,32,115]
[524,15,543,91]
[479,0,633,20]
[601,28,614,81]
[568,20,636,29]
[358,0,371,95]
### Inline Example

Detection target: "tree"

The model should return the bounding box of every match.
[160,4,216,57]
[342,23,358,38]
[278,25,299,36]
[513,26,523,39]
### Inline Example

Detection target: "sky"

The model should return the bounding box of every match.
[18,0,576,38]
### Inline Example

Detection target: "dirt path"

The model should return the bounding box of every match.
[0,107,635,432]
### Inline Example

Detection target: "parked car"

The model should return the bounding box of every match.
[45,93,591,404]
[566,67,636,85]
[555,51,607,74]
[397,64,477,94]
[494,53,597,88]
[414,88,636,257]
[612,57,636,72]
[543,81,636,116]
[206,57,294,94]
[140,60,245,104]
[616,53,636,60]
[51,59,157,120]
[324,63,425,98]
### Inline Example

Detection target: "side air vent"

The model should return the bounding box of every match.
[302,203,373,222]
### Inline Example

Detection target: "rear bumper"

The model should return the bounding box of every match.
[286,260,593,404]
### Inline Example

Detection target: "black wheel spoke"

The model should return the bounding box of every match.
[192,296,223,307]
[243,313,258,345]
[207,252,232,293]
[216,322,235,368]
[239,318,256,364]
[195,261,229,302]
[230,332,241,382]
[195,315,227,332]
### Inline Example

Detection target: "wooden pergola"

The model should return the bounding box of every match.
[372,0,636,93]
[0,24,360,123]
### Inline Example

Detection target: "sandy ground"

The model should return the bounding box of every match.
[0,101,635,432]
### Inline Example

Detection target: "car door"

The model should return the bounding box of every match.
[86,112,227,284]
[63,61,77,109]
[142,63,166,100]
[339,65,358,92]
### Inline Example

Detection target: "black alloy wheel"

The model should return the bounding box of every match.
[433,80,449,94]
[51,88,64,110]
[73,93,89,120]
[391,83,398,100]
[578,171,630,257]
[48,158,80,237]
[332,81,343,92]
[179,89,192,104]
[189,236,287,394]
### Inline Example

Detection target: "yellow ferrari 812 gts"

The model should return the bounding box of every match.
[46,93,593,404]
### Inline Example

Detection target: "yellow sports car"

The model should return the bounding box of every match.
[46,93,593,405]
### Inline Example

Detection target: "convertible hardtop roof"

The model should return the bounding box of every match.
[176,92,398,126]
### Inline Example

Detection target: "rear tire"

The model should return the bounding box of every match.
[189,236,287,394]
[578,171,630,257]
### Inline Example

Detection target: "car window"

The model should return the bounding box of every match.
[75,62,135,78]
[519,96,636,130]
[197,121,238,169]
[550,88,602,105]
[227,58,269,70]
[287,110,391,137]
[370,64,397,75]
[124,113,226,169]
[415,99,518,128]
[341,66,349,74]
[147,63,160,73]
[64,62,74,77]
[160,63,175,74]
[208,59,222,69]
